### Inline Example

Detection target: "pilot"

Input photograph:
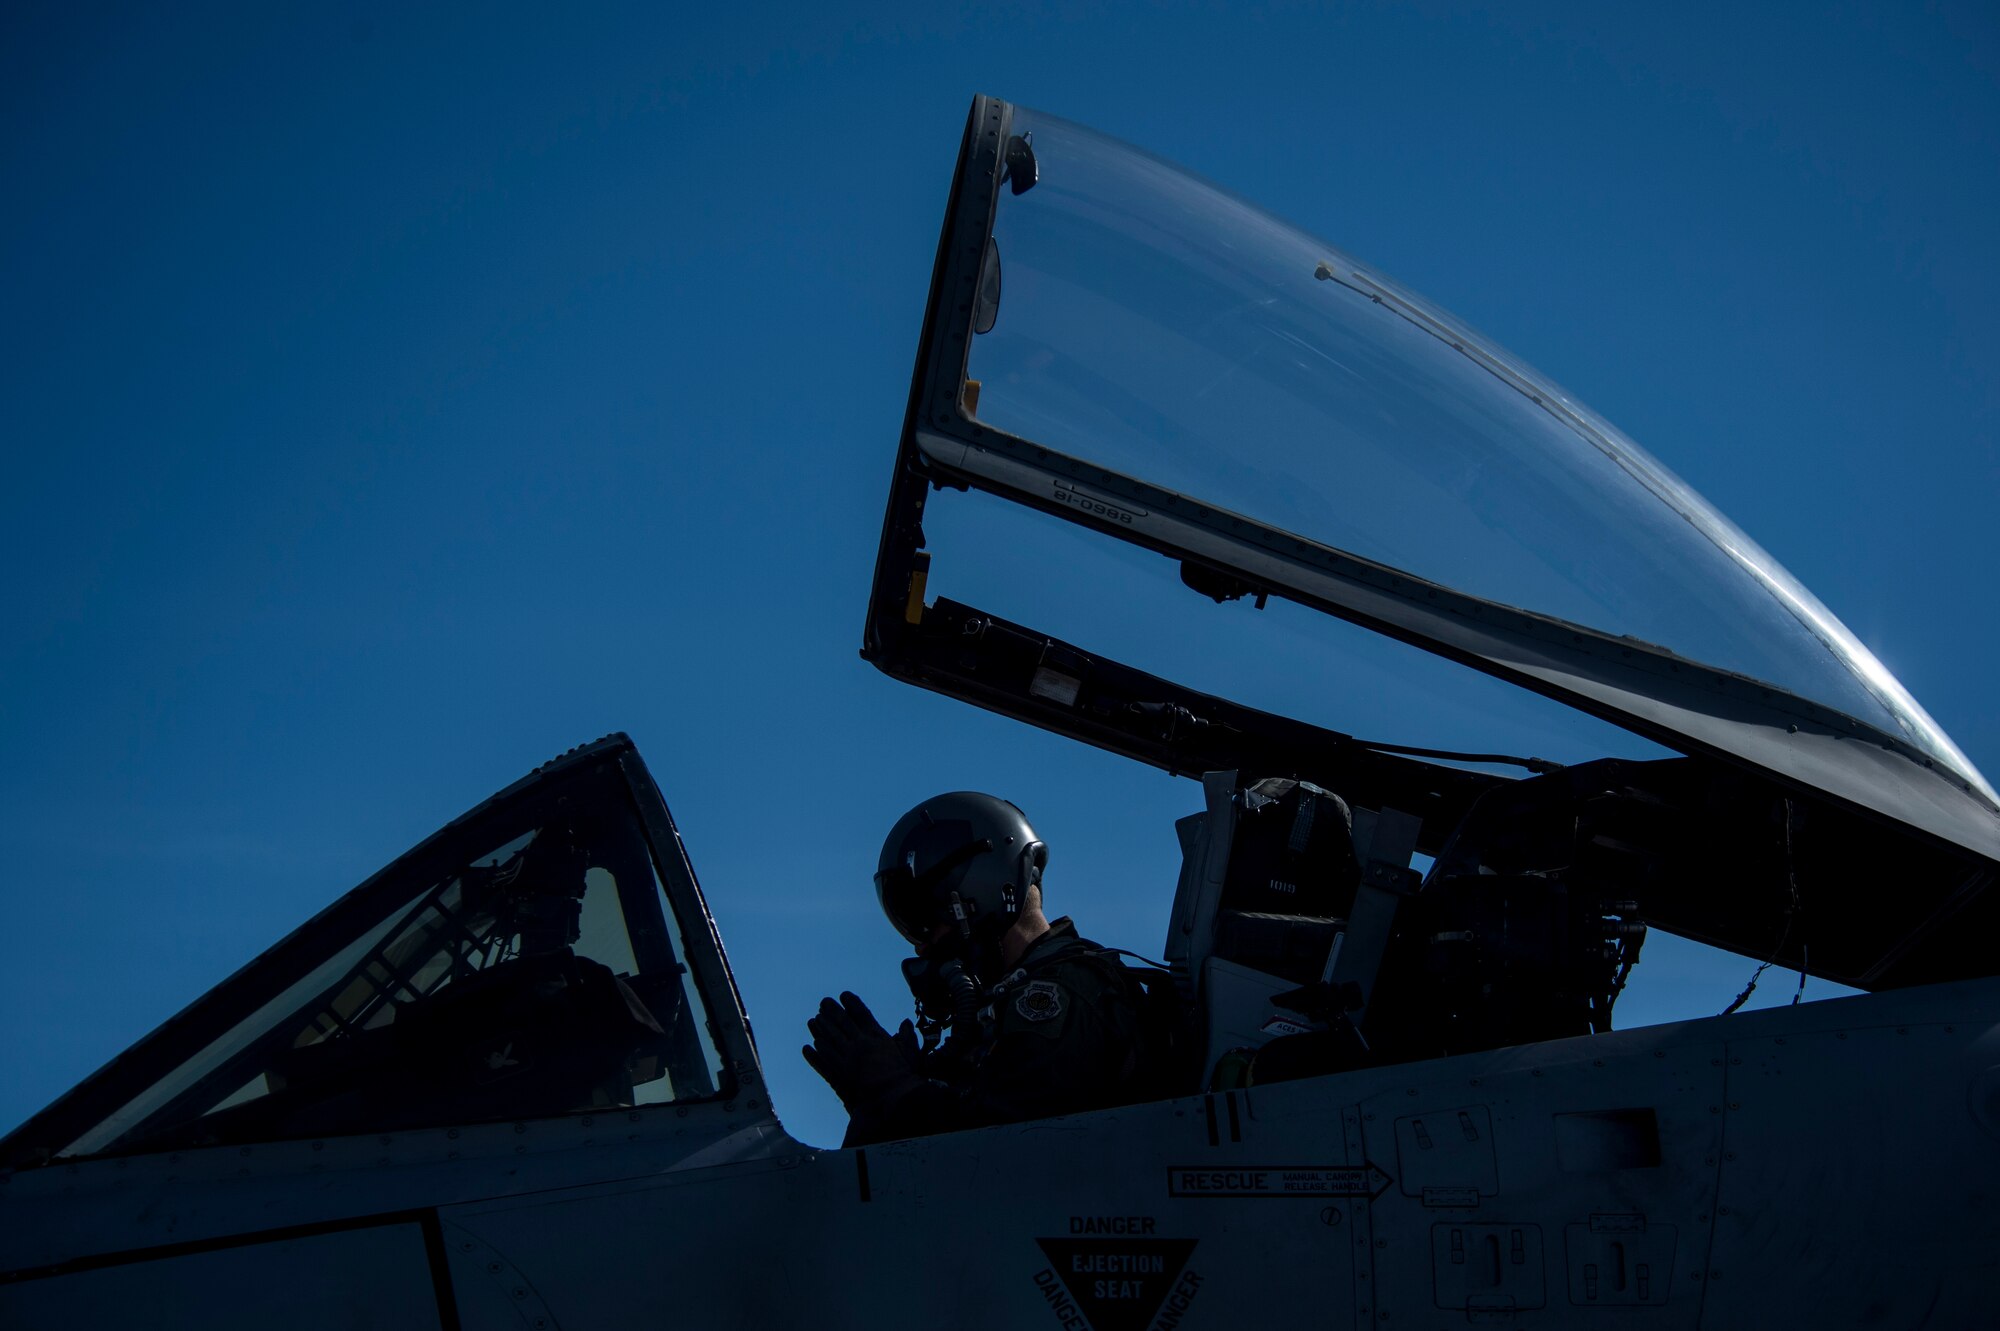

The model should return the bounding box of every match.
[803,792,1171,1147]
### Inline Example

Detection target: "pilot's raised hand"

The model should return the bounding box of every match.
[802,991,922,1115]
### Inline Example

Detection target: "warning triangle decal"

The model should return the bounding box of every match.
[1035,1237,1198,1331]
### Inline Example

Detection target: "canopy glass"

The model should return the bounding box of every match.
[961,109,1992,806]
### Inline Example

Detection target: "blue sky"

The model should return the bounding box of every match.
[2,3,1994,1150]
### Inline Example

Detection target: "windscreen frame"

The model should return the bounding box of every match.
[0,735,762,1170]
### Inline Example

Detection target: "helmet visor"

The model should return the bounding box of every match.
[873,862,933,946]
[874,830,996,945]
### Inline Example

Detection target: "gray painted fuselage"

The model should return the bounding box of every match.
[7,976,1994,1329]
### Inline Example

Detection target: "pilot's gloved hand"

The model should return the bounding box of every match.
[803,991,923,1114]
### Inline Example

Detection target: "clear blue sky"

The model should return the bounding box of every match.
[3,3,1994,1150]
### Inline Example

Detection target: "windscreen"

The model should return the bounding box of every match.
[52,768,726,1159]
[961,108,1991,805]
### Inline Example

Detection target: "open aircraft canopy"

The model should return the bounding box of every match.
[866,97,1999,990]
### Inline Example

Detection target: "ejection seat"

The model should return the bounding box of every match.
[1163,772,1427,1085]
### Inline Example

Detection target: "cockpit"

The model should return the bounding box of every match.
[864,95,2000,1041]
[4,96,1996,1171]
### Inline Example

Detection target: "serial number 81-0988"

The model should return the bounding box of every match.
[1053,486,1135,524]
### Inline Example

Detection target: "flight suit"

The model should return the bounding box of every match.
[844,918,1167,1146]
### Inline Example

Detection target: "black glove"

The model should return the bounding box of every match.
[803,992,922,1115]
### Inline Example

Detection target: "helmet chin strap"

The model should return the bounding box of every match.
[936,889,1017,987]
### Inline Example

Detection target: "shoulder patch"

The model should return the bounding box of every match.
[1015,979,1066,1023]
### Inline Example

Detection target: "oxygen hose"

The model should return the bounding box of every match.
[944,959,981,1032]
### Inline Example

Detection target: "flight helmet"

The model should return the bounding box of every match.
[874,793,1047,964]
